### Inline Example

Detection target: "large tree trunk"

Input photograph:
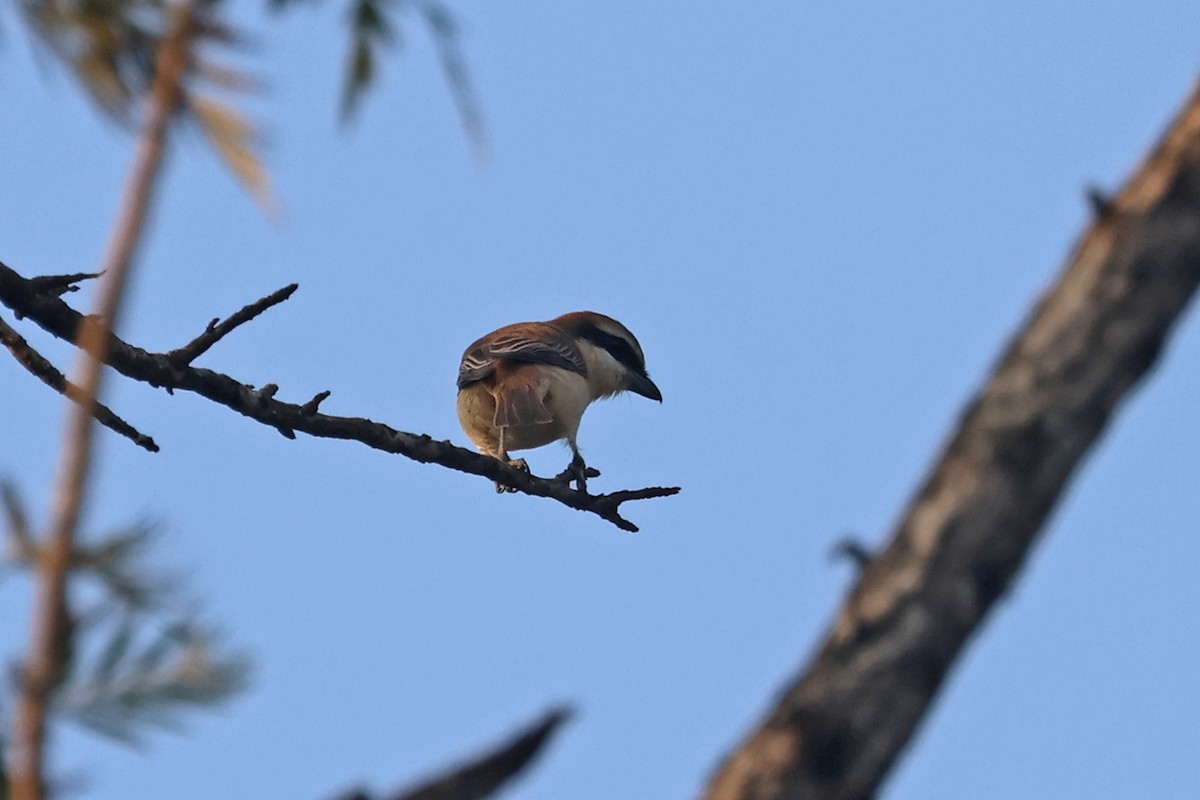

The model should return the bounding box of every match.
[703,79,1200,800]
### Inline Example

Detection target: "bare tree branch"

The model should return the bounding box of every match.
[164,283,298,367]
[301,390,333,415]
[827,537,871,570]
[0,265,680,533]
[25,271,104,299]
[332,707,572,800]
[0,315,159,452]
[9,2,201,797]
[702,79,1200,800]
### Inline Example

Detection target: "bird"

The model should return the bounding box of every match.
[456,311,661,493]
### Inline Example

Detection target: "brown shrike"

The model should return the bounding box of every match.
[457,311,661,493]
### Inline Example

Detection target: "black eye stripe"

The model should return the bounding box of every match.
[577,324,646,375]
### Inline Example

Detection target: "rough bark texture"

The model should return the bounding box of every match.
[703,82,1200,800]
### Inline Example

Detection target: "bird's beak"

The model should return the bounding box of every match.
[627,372,663,402]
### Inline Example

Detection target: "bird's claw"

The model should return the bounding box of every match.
[495,457,530,493]
[555,457,600,493]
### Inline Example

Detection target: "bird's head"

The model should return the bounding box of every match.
[552,311,662,402]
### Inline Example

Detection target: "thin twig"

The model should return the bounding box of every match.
[301,390,332,415]
[10,3,199,798]
[26,271,103,298]
[165,283,298,366]
[0,262,681,533]
[0,315,159,452]
[828,537,872,569]
[332,707,573,800]
[591,486,684,532]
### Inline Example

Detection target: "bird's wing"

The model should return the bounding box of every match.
[457,322,588,388]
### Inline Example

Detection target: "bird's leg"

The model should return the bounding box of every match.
[554,445,600,493]
[495,427,529,493]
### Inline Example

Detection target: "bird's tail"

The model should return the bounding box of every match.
[493,373,554,428]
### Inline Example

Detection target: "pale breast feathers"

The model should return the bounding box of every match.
[457,322,589,389]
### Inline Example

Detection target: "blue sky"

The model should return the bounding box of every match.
[3,1,1200,798]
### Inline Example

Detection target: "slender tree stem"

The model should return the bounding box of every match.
[9,4,198,798]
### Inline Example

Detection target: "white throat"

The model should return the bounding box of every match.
[577,339,629,400]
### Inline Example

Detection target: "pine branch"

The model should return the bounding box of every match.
[9,2,202,797]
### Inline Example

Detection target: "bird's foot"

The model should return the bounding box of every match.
[495,457,530,493]
[555,455,600,494]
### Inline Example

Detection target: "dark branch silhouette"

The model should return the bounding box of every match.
[702,81,1200,800]
[0,315,158,452]
[165,283,297,367]
[827,536,872,570]
[332,707,572,800]
[0,263,679,532]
